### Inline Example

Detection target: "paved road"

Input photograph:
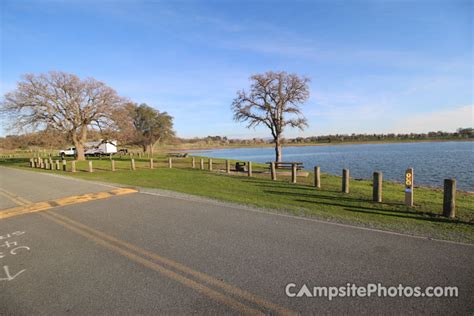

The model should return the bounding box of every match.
[0,167,473,315]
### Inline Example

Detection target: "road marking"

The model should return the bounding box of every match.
[0,188,137,220]
[45,211,297,315]
[0,188,30,206]
[41,212,270,316]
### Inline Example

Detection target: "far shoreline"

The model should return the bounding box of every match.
[166,138,473,152]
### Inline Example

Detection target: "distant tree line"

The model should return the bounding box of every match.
[175,128,473,146]
[287,128,473,144]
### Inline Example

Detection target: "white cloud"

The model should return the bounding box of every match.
[390,105,473,133]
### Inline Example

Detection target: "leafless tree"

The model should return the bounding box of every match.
[1,72,125,160]
[231,71,310,162]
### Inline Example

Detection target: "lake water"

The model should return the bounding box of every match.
[191,141,474,191]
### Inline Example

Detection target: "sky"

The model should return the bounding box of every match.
[1,0,472,139]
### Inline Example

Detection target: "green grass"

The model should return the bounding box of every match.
[2,155,473,243]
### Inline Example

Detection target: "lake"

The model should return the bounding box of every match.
[191,141,474,191]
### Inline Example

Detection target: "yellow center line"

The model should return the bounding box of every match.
[41,212,266,316]
[0,188,138,220]
[1,187,296,314]
[47,210,297,316]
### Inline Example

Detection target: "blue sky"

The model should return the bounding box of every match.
[1,0,472,138]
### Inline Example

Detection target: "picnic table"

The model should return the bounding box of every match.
[265,162,304,170]
[235,161,248,172]
[266,162,305,183]
[167,152,189,158]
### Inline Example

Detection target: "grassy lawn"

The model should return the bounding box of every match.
[2,154,473,243]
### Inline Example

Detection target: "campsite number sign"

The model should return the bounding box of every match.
[405,168,414,207]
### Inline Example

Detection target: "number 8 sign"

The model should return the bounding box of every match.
[405,168,414,206]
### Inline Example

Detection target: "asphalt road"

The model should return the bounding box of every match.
[0,167,473,315]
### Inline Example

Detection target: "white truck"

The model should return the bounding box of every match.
[59,140,118,158]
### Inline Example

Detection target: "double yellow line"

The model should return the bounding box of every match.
[0,188,137,220]
[0,187,296,315]
[41,211,296,315]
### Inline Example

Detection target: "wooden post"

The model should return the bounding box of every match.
[373,172,382,202]
[405,168,414,207]
[271,162,277,181]
[226,160,230,173]
[62,160,67,171]
[131,158,136,170]
[443,179,456,218]
[314,166,321,188]
[88,161,93,172]
[192,157,195,168]
[55,160,60,170]
[247,161,252,177]
[209,159,213,171]
[71,161,76,173]
[291,163,297,184]
[149,158,154,169]
[111,159,115,171]
[200,158,204,170]
[342,169,350,193]
[44,161,49,170]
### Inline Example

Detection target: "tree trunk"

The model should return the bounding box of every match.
[274,137,282,162]
[144,144,154,155]
[149,144,154,156]
[72,129,87,160]
[74,140,86,160]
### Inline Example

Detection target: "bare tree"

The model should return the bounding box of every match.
[231,71,310,162]
[1,72,125,160]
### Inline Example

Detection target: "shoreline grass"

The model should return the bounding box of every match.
[1,155,473,243]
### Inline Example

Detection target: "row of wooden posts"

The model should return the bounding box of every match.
[29,156,457,219]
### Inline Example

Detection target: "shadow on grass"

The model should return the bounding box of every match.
[0,158,30,165]
[263,188,369,202]
[297,200,474,226]
[261,188,472,225]
[242,177,345,191]
[295,199,473,226]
